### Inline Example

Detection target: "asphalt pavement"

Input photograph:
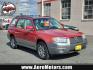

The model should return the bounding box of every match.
[0,30,93,64]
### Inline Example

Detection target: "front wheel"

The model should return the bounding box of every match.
[10,36,18,49]
[37,42,50,60]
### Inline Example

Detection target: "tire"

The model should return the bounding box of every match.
[10,36,18,49]
[37,42,50,60]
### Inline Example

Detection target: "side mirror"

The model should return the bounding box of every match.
[60,23,64,28]
[60,23,64,26]
[26,26,34,31]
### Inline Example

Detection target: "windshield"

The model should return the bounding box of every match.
[33,18,63,30]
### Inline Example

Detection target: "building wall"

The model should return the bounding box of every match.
[37,3,42,16]
[60,0,93,35]
[38,0,93,35]
[50,0,61,20]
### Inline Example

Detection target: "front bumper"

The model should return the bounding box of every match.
[47,39,87,55]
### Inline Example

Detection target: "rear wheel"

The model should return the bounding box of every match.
[10,36,18,49]
[37,42,50,60]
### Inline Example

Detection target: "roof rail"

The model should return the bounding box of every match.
[19,13,40,18]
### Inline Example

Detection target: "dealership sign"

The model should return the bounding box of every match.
[2,2,16,15]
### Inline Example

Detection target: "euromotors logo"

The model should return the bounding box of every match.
[2,2,16,15]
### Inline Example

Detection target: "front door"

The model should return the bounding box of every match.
[23,19,37,49]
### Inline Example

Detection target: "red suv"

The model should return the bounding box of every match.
[7,15,87,59]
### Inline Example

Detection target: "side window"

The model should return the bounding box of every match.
[16,19,25,29]
[24,19,33,29]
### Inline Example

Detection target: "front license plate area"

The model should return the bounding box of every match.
[75,44,82,51]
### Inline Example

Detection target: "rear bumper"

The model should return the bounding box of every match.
[47,39,87,54]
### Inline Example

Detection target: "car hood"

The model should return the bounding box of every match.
[37,29,83,38]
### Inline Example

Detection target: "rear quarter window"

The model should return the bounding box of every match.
[9,18,17,27]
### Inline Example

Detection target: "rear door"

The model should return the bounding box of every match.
[14,18,26,45]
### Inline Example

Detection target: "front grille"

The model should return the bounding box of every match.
[70,36,83,44]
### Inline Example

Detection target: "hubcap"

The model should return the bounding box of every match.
[11,38,16,48]
[38,45,45,58]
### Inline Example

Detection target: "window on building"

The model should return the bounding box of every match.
[83,0,93,19]
[44,3,51,16]
[61,0,71,19]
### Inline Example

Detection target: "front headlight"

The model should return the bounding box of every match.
[53,37,67,43]
[53,37,70,46]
